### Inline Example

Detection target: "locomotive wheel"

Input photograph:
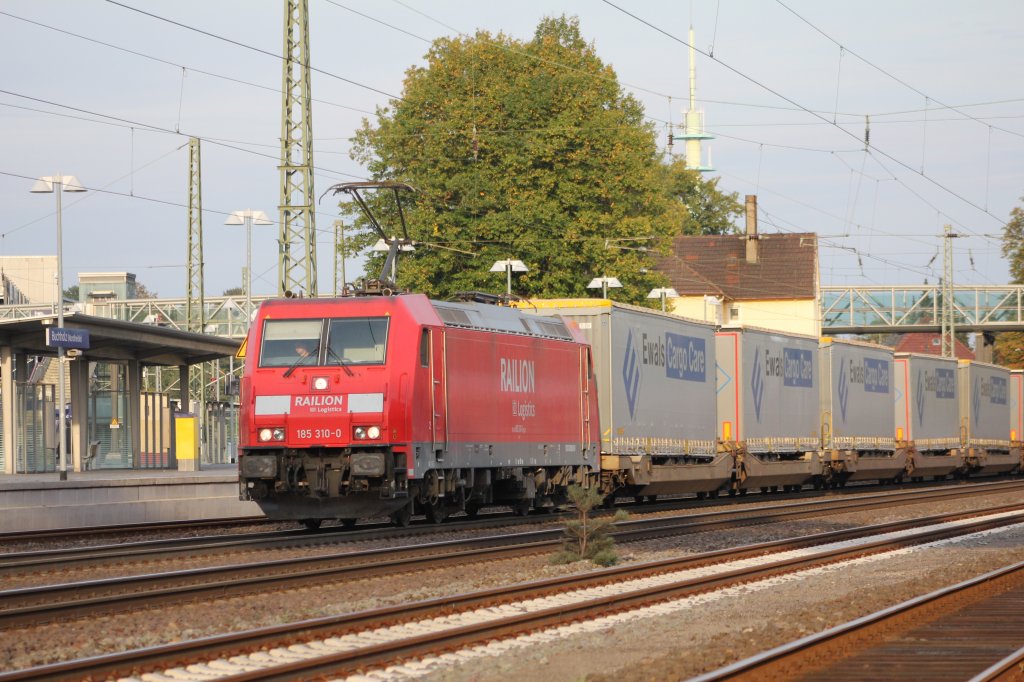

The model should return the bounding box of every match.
[341,518,357,530]
[513,498,532,516]
[424,499,448,524]
[390,504,412,527]
[464,502,480,519]
[301,519,322,530]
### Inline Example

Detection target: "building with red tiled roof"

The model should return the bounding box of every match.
[893,333,975,360]
[652,196,820,335]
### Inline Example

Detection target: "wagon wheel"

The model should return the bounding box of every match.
[390,503,412,527]
[341,518,358,530]
[300,518,322,530]
[513,498,532,516]
[463,501,481,519]
[424,498,448,524]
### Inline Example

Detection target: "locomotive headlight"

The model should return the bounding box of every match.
[258,428,274,442]
[272,428,285,441]
[353,426,366,440]
[312,376,329,391]
[367,426,381,439]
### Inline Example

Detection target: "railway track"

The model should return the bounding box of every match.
[4,479,1021,576]
[1,475,1012,552]
[695,559,1024,681]
[3,481,1024,631]
[5,503,1024,681]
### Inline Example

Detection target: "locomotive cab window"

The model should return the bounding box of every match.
[326,317,389,365]
[259,319,324,367]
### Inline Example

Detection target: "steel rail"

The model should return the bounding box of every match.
[7,505,1022,681]
[695,560,1024,681]
[0,516,270,544]
[3,483,1023,629]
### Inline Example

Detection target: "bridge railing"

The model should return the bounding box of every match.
[4,287,1023,338]
[0,296,272,339]
[821,285,1024,333]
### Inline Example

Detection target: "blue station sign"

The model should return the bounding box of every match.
[46,327,90,350]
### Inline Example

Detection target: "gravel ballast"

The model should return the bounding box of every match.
[3,488,1024,677]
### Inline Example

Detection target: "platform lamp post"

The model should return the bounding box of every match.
[31,174,85,480]
[490,259,528,295]
[225,210,271,322]
[647,287,679,312]
[587,276,622,299]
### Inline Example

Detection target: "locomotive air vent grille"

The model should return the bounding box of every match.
[437,307,473,327]
[536,320,571,339]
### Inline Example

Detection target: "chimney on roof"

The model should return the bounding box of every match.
[745,194,759,264]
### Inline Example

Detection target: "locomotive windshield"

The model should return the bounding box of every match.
[258,317,389,367]
[326,317,388,365]
[259,319,322,367]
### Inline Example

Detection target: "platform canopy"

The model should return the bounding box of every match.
[0,312,239,366]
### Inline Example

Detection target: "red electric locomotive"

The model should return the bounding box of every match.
[237,293,599,526]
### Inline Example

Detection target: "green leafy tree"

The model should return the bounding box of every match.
[551,484,627,567]
[346,16,739,305]
[133,281,157,299]
[996,197,1024,367]
[222,286,246,297]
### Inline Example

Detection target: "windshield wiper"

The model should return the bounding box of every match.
[283,343,320,378]
[325,345,354,376]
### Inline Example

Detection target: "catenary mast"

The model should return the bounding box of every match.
[278,0,317,297]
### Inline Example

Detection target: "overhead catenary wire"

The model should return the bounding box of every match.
[598,0,1011,234]
[102,0,401,101]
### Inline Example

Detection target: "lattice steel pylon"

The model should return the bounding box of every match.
[186,138,205,334]
[333,219,345,296]
[278,0,317,297]
[187,137,206,458]
[941,224,958,358]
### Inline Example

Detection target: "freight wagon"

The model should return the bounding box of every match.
[716,326,821,492]
[959,360,1017,475]
[893,352,961,479]
[819,337,905,484]
[524,299,726,500]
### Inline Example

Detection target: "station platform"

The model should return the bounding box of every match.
[0,465,261,533]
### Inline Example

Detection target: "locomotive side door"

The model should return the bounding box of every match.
[430,328,448,460]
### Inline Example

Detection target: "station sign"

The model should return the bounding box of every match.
[46,327,90,350]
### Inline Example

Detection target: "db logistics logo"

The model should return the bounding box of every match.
[916,370,926,426]
[751,346,764,422]
[622,328,642,420]
[837,358,849,422]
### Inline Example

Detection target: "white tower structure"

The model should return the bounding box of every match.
[679,26,714,172]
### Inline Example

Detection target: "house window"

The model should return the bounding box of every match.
[729,306,740,322]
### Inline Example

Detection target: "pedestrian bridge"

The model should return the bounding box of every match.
[2,286,1024,337]
[821,285,1024,334]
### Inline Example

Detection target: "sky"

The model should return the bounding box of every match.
[2,0,1023,300]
